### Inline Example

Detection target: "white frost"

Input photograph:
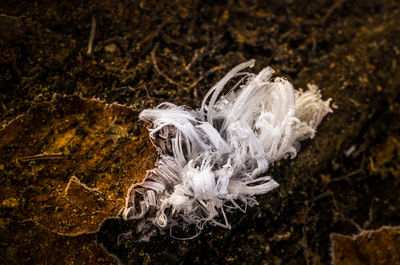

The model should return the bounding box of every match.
[122,59,332,239]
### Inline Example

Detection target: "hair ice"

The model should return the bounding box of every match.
[122,59,332,240]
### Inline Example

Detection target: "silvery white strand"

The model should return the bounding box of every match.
[122,59,332,240]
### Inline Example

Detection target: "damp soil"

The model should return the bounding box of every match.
[1,1,400,264]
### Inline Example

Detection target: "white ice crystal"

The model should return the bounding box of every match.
[122,59,332,239]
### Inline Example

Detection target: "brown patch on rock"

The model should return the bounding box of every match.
[331,226,400,265]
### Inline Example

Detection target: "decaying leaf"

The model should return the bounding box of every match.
[0,95,154,263]
[331,226,400,265]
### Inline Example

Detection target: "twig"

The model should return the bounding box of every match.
[128,83,151,100]
[310,190,333,203]
[185,47,205,72]
[0,100,6,111]
[328,168,363,185]
[321,0,346,24]
[137,13,176,56]
[343,217,363,233]
[162,32,190,49]
[189,65,226,98]
[87,15,96,55]
[16,153,66,165]
[302,201,311,265]
[151,43,185,89]
[363,200,375,229]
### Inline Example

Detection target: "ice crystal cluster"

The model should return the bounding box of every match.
[122,59,332,239]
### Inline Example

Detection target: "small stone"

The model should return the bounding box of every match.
[1,198,19,208]
[104,43,118,53]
